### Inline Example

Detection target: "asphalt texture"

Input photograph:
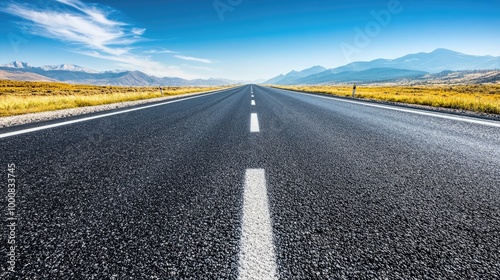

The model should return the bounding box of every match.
[1,85,499,279]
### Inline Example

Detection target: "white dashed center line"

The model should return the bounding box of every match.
[242,90,276,277]
[238,169,277,280]
[250,113,260,132]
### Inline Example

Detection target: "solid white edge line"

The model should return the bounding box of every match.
[278,88,500,128]
[238,169,277,280]
[0,87,237,139]
[250,113,260,132]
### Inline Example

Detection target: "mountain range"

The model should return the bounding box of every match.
[265,49,500,85]
[0,62,238,86]
[1,49,499,86]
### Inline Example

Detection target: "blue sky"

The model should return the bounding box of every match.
[1,0,499,80]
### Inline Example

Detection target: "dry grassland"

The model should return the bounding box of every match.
[272,84,500,115]
[0,80,229,117]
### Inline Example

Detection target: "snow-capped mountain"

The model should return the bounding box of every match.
[1,61,33,69]
[40,64,100,73]
[1,61,101,73]
[0,61,237,86]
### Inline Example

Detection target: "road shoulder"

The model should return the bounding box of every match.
[269,86,500,122]
[0,88,232,128]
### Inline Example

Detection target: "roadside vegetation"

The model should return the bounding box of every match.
[272,84,500,115]
[0,80,230,117]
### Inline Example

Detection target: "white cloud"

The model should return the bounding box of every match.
[144,49,176,54]
[1,1,134,52]
[175,55,213,64]
[76,50,199,79]
[132,28,146,36]
[55,0,123,27]
[0,0,195,79]
[188,66,214,71]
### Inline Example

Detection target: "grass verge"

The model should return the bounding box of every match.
[0,80,231,117]
[271,84,500,115]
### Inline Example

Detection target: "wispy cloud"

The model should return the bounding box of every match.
[175,55,213,64]
[144,49,177,54]
[1,0,137,56]
[0,0,196,78]
[131,28,146,36]
[75,50,194,78]
[187,65,214,71]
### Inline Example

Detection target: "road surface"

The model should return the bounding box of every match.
[1,85,499,279]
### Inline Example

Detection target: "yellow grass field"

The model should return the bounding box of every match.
[272,84,500,115]
[0,80,230,117]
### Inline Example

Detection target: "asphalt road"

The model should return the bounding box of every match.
[1,85,499,279]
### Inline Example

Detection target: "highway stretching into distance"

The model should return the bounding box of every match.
[1,85,499,279]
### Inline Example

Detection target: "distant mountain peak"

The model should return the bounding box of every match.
[40,64,99,73]
[2,61,33,69]
[103,69,127,74]
[431,48,460,54]
[309,65,327,70]
[1,61,100,73]
[264,49,500,85]
[0,61,237,86]
[266,65,328,84]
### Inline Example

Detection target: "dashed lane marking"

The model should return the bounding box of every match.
[250,113,260,132]
[238,169,277,280]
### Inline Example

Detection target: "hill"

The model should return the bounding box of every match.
[0,61,237,86]
[264,49,500,85]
